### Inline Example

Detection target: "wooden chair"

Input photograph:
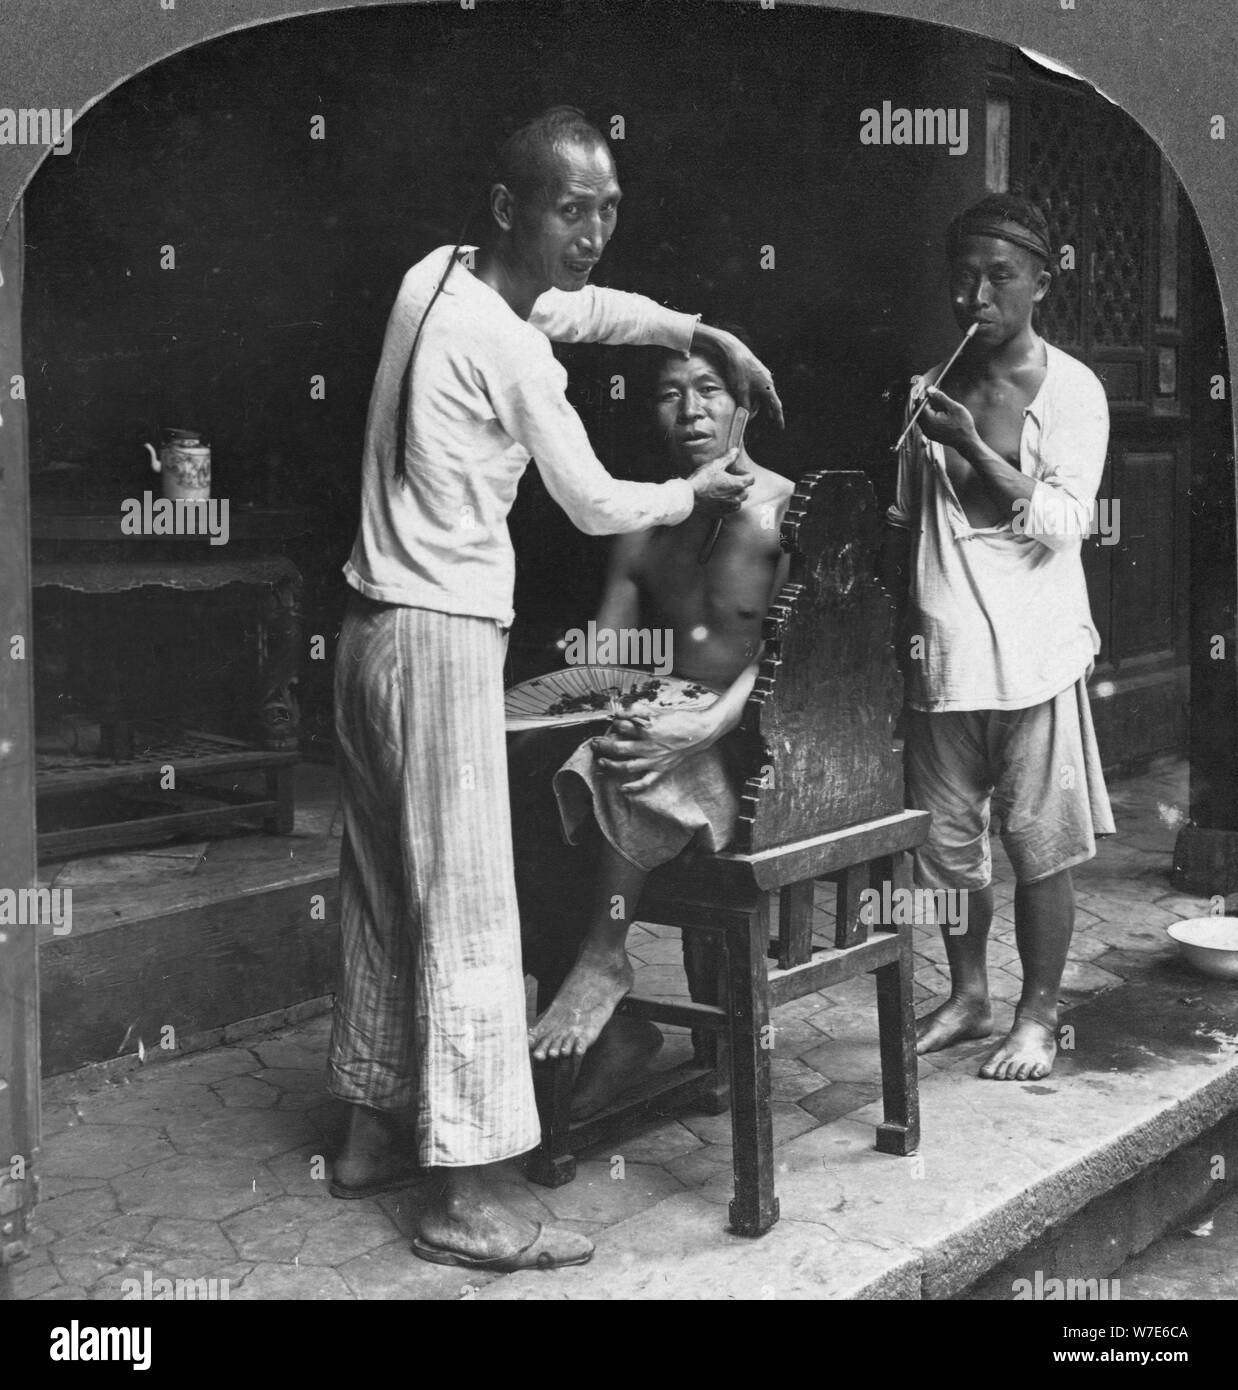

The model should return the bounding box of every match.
[516,471,930,1237]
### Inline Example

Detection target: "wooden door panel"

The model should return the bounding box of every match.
[1005,57,1191,766]
[1110,448,1177,662]
[1081,452,1114,665]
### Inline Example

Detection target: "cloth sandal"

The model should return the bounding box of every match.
[411,1221,594,1272]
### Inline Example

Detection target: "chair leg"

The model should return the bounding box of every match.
[777,879,815,968]
[683,928,728,1113]
[873,852,920,1156]
[833,864,868,949]
[725,900,779,1236]
[525,1056,577,1188]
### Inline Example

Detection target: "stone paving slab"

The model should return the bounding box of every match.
[477,1190,922,1301]
[488,967,1238,1300]
[13,756,1233,1301]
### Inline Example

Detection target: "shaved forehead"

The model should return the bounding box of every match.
[532,138,615,203]
[495,107,613,206]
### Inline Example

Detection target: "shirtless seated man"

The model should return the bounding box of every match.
[527,336,793,1116]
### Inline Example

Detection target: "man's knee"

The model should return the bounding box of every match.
[913,832,991,894]
[1012,863,1076,892]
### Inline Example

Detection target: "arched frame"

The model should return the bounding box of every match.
[0,0,1235,1273]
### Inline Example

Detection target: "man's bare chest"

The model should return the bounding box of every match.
[938,373,1042,523]
[640,520,779,626]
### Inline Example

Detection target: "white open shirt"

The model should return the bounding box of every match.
[346,245,700,627]
[887,341,1110,712]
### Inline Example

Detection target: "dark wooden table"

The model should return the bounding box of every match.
[31,504,308,860]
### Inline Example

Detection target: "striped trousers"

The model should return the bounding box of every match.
[327,595,539,1167]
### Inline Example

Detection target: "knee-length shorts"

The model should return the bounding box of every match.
[904,677,1115,892]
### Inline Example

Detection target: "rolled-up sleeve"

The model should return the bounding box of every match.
[487,338,693,536]
[530,286,699,352]
[1020,368,1109,552]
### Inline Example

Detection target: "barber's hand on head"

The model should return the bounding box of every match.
[692,324,785,429]
[916,386,979,453]
[688,447,754,518]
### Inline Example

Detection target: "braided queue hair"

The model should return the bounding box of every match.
[392,105,610,484]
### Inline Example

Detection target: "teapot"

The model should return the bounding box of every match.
[144,429,211,500]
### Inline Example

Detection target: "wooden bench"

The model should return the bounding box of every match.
[512,471,929,1236]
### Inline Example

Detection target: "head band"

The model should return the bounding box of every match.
[950,218,1051,263]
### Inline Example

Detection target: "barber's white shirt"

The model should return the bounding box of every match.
[887,341,1109,712]
[345,245,698,625]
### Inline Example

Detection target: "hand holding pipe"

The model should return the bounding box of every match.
[891,321,979,453]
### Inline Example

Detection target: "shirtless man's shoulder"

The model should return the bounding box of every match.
[732,463,795,534]
[621,461,792,576]
[750,463,795,504]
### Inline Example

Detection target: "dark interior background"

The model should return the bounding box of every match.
[22,0,988,731]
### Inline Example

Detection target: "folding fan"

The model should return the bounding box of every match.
[503,665,718,732]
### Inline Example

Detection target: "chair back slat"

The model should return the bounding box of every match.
[735,470,903,854]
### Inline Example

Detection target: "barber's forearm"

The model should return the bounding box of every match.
[558,475,693,535]
[608,292,696,351]
[531,286,697,352]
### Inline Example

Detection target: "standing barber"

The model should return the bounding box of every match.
[329,107,782,1271]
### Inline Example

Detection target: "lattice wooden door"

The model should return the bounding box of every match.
[990,54,1192,768]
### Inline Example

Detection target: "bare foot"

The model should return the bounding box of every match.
[529,946,634,1060]
[978,1015,1057,1081]
[915,995,993,1055]
[570,1017,663,1119]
